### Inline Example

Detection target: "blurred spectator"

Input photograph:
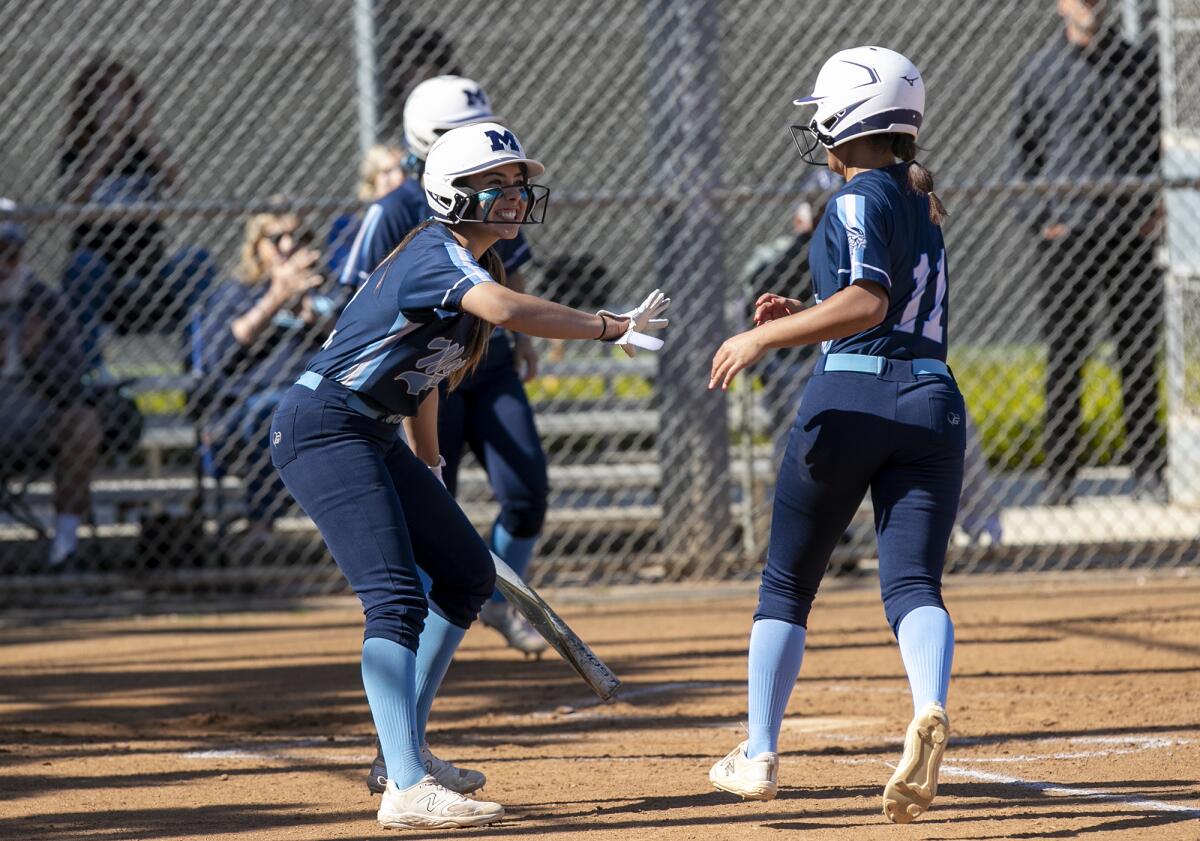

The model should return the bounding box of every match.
[1012,0,1164,503]
[196,213,334,537]
[739,171,840,452]
[326,144,407,282]
[0,200,103,567]
[377,25,457,141]
[59,56,214,365]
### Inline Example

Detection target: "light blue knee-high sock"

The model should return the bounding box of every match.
[897,605,955,713]
[489,521,538,604]
[361,637,426,789]
[746,619,807,757]
[414,610,466,745]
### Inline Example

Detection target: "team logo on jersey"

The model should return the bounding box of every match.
[465,87,488,108]
[846,226,867,253]
[272,431,282,446]
[947,411,961,426]
[394,337,468,395]
[484,129,520,153]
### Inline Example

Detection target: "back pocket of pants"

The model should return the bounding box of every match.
[269,407,299,469]
[928,393,966,446]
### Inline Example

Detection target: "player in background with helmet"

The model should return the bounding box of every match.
[341,76,550,660]
[706,47,961,824]
[271,122,669,829]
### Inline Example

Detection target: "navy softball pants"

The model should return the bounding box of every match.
[438,362,549,539]
[270,381,495,652]
[757,358,966,634]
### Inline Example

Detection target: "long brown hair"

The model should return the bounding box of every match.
[886,134,947,225]
[375,218,507,390]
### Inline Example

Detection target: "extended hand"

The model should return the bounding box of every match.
[754,292,803,325]
[709,330,767,391]
[600,288,671,357]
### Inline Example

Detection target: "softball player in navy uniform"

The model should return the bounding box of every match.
[706,47,962,824]
[271,122,668,829]
[342,76,549,659]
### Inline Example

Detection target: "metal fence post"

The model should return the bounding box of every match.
[353,0,377,158]
[645,0,735,572]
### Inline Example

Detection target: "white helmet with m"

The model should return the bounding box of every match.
[403,75,496,163]
[422,121,549,225]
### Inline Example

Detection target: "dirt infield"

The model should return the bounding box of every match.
[1,572,1198,840]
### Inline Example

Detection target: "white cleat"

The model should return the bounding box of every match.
[709,740,779,800]
[480,601,548,657]
[377,775,504,829]
[421,743,485,794]
[883,702,950,824]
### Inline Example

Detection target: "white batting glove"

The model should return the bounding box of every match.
[429,455,446,486]
[599,289,671,357]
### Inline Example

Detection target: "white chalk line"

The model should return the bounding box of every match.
[836,733,1199,817]
[939,765,1200,816]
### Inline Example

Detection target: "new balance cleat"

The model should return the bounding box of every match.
[709,740,779,800]
[366,740,486,796]
[421,743,485,794]
[366,739,387,795]
[883,702,949,824]
[479,601,548,657]
[377,775,503,829]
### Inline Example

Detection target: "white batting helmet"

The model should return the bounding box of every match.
[792,46,924,161]
[423,122,547,224]
[403,75,495,161]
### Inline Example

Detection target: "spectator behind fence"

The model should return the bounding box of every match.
[326,144,407,283]
[377,24,458,141]
[1012,0,1165,504]
[739,171,838,456]
[59,56,214,366]
[196,213,334,538]
[0,201,103,567]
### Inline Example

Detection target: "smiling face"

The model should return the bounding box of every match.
[458,162,529,240]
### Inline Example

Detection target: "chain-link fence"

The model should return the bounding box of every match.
[2,0,1198,603]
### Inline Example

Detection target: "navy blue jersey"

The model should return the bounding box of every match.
[339,178,532,288]
[808,163,949,361]
[307,224,495,416]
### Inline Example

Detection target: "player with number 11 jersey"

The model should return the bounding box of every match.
[810,165,949,360]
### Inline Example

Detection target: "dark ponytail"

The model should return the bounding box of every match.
[450,244,507,390]
[890,134,947,225]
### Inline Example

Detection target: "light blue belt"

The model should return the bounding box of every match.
[296,371,403,423]
[823,353,951,379]
[296,371,324,390]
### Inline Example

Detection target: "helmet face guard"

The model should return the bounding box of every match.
[790,122,830,167]
[442,183,551,225]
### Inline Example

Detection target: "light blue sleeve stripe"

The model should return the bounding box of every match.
[443,243,496,303]
[837,193,890,286]
[339,203,383,287]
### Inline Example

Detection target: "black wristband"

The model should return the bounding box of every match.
[595,312,609,341]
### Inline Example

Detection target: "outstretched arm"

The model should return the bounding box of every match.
[709,282,888,390]
[460,282,627,341]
